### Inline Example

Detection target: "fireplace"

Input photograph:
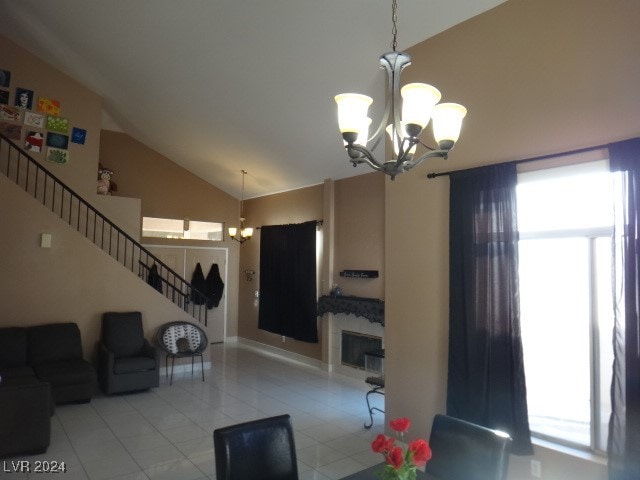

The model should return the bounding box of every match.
[341,331,382,370]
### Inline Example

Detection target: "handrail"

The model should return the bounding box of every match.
[0,132,208,325]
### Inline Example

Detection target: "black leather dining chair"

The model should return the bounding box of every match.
[424,414,512,480]
[213,414,299,480]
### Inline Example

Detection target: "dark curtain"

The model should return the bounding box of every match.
[448,162,533,455]
[608,138,640,480]
[258,221,318,343]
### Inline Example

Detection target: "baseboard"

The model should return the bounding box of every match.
[236,337,324,370]
[159,361,211,377]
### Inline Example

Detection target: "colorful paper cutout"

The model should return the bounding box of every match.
[37,97,61,115]
[71,127,87,145]
[46,115,69,133]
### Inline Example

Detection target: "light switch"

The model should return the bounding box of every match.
[40,233,52,248]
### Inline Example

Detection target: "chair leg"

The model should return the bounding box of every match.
[191,356,195,378]
[200,354,204,381]
[364,388,385,429]
[165,355,169,381]
[170,356,175,386]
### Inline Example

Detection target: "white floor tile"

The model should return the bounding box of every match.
[9,344,383,480]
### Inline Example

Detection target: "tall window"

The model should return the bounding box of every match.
[517,160,615,452]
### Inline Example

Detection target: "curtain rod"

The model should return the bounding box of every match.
[426,143,609,179]
[256,220,323,230]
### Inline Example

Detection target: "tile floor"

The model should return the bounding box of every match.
[4,343,386,479]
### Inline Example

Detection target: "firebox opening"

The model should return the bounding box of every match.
[341,331,382,370]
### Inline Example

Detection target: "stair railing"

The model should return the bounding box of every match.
[0,132,208,325]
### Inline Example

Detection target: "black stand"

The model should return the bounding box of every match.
[364,375,385,429]
[364,349,385,429]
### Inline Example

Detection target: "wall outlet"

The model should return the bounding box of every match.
[531,459,542,478]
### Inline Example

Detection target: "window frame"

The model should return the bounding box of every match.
[517,162,614,454]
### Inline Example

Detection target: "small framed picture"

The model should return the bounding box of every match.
[46,132,69,149]
[46,147,69,165]
[25,131,44,153]
[14,88,34,110]
[0,105,21,122]
[46,115,69,133]
[0,90,8,105]
[24,111,45,129]
[0,69,10,88]
[0,121,22,140]
[37,97,61,116]
[71,127,87,145]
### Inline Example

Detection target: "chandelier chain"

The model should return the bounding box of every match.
[240,169,247,217]
[391,0,398,51]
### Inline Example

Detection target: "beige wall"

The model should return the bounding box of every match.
[98,130,242,336]
[0,35,102,200]
[238,184,325,360]
[99,130,238,223]
[385,0,640,479]
[0,175,196,362]
[0,34,226,361]
[334,172,385,299]
[237,173,386,363]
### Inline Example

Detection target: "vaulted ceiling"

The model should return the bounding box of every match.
[0,0,505,198]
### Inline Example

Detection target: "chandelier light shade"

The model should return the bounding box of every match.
[334,0,467,179]
[228,170,253,244]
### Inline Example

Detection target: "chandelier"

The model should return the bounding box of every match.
[334,0,467,179]
[228,170,253,244]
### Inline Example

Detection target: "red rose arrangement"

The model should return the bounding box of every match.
[371,417,432,480]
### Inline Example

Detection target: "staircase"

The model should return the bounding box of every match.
[0,132,208,325]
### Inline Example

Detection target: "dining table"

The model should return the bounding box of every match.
[340,463,437,479]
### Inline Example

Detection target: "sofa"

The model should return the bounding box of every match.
[0,379,52,457]
[0,323,96,457]
[0,323,96,404]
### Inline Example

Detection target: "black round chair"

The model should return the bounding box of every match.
[156,321,208,385]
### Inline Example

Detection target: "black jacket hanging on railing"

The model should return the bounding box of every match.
[147,264,163,293]
[190,262,207,305]
[205,263,224,309]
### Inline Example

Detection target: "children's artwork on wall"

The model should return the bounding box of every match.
[0,105,21,122]
[46,147,69,165]
[14,88,34,110]
[71,127,87,145]
[24,111,45,129]
[0,121,22,140]
[24,131,44,153]
[46,132,69,149]
[46,115,69,133]
[0,69,10,88]
[37,97,61,115]
[0,90,8,105]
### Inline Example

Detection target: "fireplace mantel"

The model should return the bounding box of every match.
[317,295,384,326]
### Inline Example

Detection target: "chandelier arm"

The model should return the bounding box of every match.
[391,57,405,161]
[367,89,392,152]
[417,139,437,151]
[403,149,450,171]
[380,51,412,170]
[346,145,386,172]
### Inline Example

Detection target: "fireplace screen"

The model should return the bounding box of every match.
[341,331,382,370]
